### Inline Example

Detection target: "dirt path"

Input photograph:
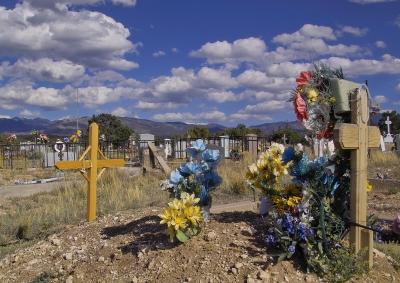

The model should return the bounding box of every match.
[0,182,60,198]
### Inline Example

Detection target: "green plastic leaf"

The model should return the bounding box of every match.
[277,253,287,262]
[176,230,189,242]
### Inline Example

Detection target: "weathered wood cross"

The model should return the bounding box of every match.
[55,123,125,222]
[334,86,380,268]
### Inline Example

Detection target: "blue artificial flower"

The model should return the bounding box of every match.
[63,137,70,143]
[290,155,311,178]
[191,139,206,151]
[179,161,202,176]
[199,185,210,206]
[288,245,296,256]
[282,213,295,235]
[265,234,276,247]
[204,171,222,188]
[282,147,295,163]
[170,169,184,185]
[298,222,310,241]
[201,149,220,162]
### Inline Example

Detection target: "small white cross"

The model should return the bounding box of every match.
[385,116,392,135]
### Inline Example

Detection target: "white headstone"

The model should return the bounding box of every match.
[380,135,386,152]
[384,116,394,143]
[164,139,172,159]
[220,135,230,158]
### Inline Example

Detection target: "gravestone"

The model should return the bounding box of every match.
[383,116,394,143]
[219,135,230,158]
[164,139,172,159]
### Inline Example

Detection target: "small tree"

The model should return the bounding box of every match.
[187,126,209,138]
[378,111,400,135]
[224,124,261,137]
[270,127,305,144]
[88,113,133,145]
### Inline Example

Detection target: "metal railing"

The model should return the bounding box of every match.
[0,136,273,169]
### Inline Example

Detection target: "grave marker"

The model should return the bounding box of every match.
[334,87,380,268]
[55,123,125,222]
[384,116,394,143]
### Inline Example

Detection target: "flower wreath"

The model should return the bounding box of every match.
[293,64,344,139]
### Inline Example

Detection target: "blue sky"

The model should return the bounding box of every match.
[0,0,399,126]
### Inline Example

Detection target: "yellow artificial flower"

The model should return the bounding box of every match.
[307,88,318,103]
[272,196,287,214]
[171,215,187,230]
[248,163,258,175]
[366,182,373,193]
[287,196,302,207]
[168,199,183,210]
[181,192,200,206]
[183,205,202,225]
[159,207,175,226]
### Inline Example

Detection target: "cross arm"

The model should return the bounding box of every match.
[334,123,380,149]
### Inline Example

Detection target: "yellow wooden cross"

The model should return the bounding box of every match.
[55,122,125,222]
[334,86,380,268]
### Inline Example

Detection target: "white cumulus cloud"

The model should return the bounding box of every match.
[0,3,138,70]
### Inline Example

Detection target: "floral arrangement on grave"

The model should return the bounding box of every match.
[247,64,375,274]
[31,130,49,144]
[159,139,221,242]
[159,192,202,243]
[293,65,344,140]
[6,134,17,144]
[69,129,82,143]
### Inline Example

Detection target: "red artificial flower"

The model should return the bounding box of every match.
[294,92,308,121]
[316,127,333,140]
[296,71,312,88]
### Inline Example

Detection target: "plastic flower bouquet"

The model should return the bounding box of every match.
[159,192,202,243]
[161,139,221,220]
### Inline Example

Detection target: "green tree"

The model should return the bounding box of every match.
[378,111,400,135]
[88,113,133,145]
[224,124,261,136]
[270,127,305,144]
[186,126,209,138]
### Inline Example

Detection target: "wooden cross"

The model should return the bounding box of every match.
[55,123,125,222]
[334,87,380,268]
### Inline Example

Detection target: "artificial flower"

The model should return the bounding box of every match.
[366,182,372,193]
[296,71,312,88]
[307,88,318,103]
[294,92,308,121]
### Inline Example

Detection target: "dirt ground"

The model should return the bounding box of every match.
[0,204,398,283]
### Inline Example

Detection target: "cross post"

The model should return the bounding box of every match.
[385,116,392,136]
[55,123,125,222]
[334,86,380,268]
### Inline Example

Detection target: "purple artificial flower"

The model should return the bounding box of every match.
[265,234,276,247]
[288,245,296,255]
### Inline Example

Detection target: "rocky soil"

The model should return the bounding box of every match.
[0,205,399,283]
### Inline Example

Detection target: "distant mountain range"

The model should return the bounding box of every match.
[0,116,305,137]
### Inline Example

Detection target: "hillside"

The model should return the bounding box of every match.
[0,117,303,137]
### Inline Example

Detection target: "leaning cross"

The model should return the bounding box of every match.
[334,87,380,268]
[55,123,125,222]
[385,116,392,136]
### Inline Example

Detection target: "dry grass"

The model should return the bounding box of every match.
[0,169,168,256]
[369,150,400,169]
[376,242,400,270]
[217,151,254,195]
